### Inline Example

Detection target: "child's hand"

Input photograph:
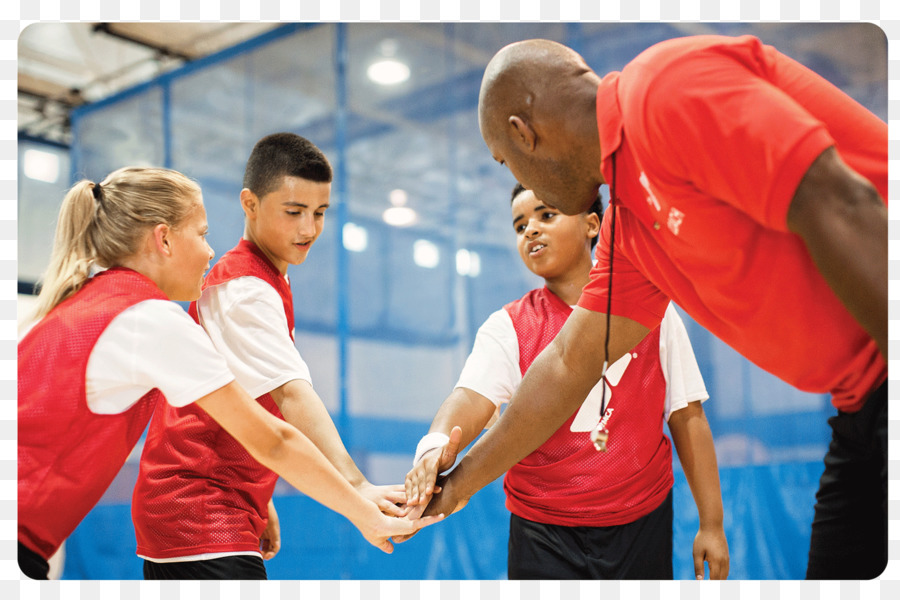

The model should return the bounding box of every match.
[405,426,462,506]
[693,526,729,579]
[360,506,445,554]
[392,499,430,543]
[260,499,281,560]
[356,481,409,517]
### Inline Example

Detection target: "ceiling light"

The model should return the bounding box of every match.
[414,239,440,269]
[383,206,417,227]
[343,222,368,252]
[456,249,481,277]
[389,188,408,206]
[367,59,410,85]
[23,149,60,183]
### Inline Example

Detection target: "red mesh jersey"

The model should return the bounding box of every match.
[18,268,167,559]
[133,239,293,559]
[502,287,672,527]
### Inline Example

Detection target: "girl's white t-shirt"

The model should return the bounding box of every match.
[85,299,235,414]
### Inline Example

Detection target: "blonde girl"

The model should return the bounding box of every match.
[18,167,439,579]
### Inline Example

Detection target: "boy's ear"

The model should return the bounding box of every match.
[240,188,259,220]
[509,115,536,153]
[585,211,601,240]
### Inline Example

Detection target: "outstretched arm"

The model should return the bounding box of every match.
[271,379,406,516]
[668,401,728,580]
[424,308,650,517]
[196,381,443,553]
[787,146,887,357]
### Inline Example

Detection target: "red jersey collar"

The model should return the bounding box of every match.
[238,237,284,278]
[542,285,574,313]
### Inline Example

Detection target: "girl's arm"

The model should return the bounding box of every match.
[668,400,729,579]
[195,380,443,553]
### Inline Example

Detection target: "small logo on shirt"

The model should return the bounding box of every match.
[667,207,685,236]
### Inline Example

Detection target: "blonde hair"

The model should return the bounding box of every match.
[32,166,202,320]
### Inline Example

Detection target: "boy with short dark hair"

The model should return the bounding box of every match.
[405,183,728,579]
[133,133,407,579]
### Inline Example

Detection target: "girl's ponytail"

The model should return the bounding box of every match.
[30,167,201,321]
[32,181,101,320]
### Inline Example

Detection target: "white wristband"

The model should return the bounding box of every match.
[413,432,450,466]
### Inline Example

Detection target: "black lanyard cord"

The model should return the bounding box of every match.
[599,152,617,419]
[592,153,617,453]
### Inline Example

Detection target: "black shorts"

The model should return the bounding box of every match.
[507,491,673,580]
[806,380,887,580]
[143,554,267,580]
[18,542,50,580]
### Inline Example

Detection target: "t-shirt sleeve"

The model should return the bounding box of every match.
[87,300,235,413]
[454,308,521,410]
[658,304,709,421]
[577,210,670,329]
[632,35,834,231]
[198,277,312,399]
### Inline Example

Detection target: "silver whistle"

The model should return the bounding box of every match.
[591,425,609,452]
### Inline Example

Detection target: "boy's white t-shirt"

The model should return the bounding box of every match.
[455,302,709,421]
[85,299,235,414]
[195,275,312,398]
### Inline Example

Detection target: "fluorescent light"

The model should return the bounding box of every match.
[383,206,417,227]
[413,239,440,269]
[343,222,368,252]
[389,188,408,206]
[456,249,481,277]
[367,59,410,85]
[23,149,60,183]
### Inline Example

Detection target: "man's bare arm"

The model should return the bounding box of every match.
[425,308,650,515]
[787,146,887,357]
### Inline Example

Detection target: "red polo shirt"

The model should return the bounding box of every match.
[578,35,886,411]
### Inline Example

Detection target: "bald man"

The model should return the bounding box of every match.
[420,36,887,580]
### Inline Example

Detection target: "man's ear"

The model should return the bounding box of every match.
[240,188,259,220]
[509,115,537,152]
[151,223,172,256]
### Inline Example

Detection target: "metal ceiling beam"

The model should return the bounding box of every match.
[92,22,193,62]
[18,72,84,107]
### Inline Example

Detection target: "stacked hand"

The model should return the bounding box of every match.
[333,427,469,552]
[356,480,409,517]
[405,426,462,506]
[357,503,445,553]
[393,427,466,543]
[348,478,442,552]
